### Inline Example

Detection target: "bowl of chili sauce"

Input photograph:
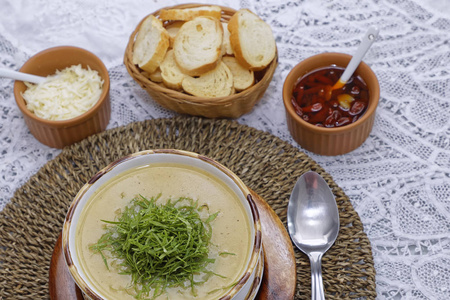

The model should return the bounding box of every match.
[283,52,379,156]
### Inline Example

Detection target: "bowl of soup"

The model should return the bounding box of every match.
[62,149,263,300]
[283,52,380,155]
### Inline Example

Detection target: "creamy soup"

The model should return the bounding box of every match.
[76,163,252,300]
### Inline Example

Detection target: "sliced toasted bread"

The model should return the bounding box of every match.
[222,56,254,91]
[182,61,233,98]
[143,68,163,83]
[221,22,233,56]
[228,9,276,71]
[165,21,184,48]
[132,15,170,74]
[173,16,223,76]
[160,49,186,90]
[160,6,222,21]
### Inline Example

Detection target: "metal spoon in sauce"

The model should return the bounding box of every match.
[332,26,379,90]
[287,171,340,300]
[0,68,45,84]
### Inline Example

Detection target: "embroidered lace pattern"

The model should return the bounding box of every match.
[0,0,449,298]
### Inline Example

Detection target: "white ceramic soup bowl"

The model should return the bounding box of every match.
[62,149,263,300]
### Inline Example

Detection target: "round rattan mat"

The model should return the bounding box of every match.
[0,116,376,299]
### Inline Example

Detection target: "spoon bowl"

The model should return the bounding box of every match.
[287,171,339,300]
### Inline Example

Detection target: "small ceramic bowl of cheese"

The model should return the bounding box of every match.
[14,46,111,149]
[62,149,263,300]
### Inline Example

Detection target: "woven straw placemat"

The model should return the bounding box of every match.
[0,116,376,299]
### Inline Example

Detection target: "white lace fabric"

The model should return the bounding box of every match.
[1,0,449,299]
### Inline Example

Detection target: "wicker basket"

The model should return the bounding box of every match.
[124,3,278,118]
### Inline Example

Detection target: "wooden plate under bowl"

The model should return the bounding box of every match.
[49,190,296,299]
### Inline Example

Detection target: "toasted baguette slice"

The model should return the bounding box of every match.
[173,17,223,76]
[222,56,254,91]
[143,68,163,83]
[160,50,186,90]
[221,22,233,56]
[228,9,276,71]
[160,6,222,21]
[182,61,233,98]
[165,21,184,48]
[132,15,170,74]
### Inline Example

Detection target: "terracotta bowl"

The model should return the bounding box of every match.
[62,149,263,300]
[283,52,380,156]
[14,46,111,149]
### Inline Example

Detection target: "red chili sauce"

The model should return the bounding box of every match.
[291,66,369,128]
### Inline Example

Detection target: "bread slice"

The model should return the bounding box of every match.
[182,61,233,98]
[132,15,170,74]
[165,21,184,48]
[143,68,163,83]
[173,17,223,76]
[160,6,222,21]
[222,56,254,91]
[160,49,185,90]
[221,22,233,56]
[228,9,276,71]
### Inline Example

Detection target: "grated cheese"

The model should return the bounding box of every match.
[22,64,104,121]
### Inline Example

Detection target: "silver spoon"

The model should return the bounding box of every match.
[0,68,46,84]
[287,171,340,300]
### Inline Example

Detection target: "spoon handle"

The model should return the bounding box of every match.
[309,252,325,300]
[0,68,45,84]
[333,26,379,89]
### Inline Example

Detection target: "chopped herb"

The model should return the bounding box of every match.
[89,194,219,299]
[219,252,236,257]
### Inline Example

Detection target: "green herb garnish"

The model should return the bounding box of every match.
[89,194,219,299]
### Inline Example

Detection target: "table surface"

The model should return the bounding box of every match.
[1,0,449,299]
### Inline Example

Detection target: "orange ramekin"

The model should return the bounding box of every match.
[14,46,111,149]
[283,52,380,156]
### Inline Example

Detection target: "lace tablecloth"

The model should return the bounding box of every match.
[1,0,449,299]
